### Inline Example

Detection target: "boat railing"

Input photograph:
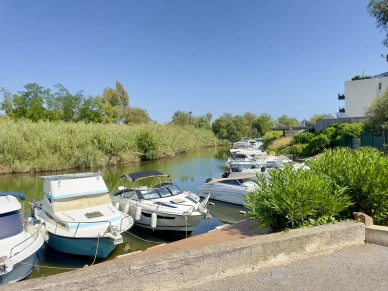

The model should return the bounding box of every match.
[9,224,41,258]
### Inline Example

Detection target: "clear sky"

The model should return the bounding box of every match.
[0,0,387,124]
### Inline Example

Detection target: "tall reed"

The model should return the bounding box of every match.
[0,117,226,174]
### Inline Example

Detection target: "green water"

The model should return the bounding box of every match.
[0,146,249,280]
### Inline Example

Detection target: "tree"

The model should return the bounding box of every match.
[193,115,211,130]
[0,87,13,114]
[228,116,249,142]
[97,81,130,123]
[364,88,388,130]
[212,116,229,139]
[171,110,189,126]
[123,107,150,125]
[188,111,193,125]
[53,84,82,122]
[368,0,388,47]
[205,113,213,123]
[78,95,103,123]
[276,114,300,127]
[10,83,49,121]
[243,112,257,138]
[252,113,273,137]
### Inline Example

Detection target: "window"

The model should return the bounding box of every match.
[379,83,382,89]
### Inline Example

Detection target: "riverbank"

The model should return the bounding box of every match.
[0,118,228,174]
[3,220,366,291]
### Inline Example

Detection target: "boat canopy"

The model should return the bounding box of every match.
[121,171,169,182]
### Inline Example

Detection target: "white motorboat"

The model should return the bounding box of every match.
[0,192,44,285]
[110,171,210,236]
[30,172,134,259]
[197,174,259,205]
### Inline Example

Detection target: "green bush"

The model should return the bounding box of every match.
[136,131,159,160]
[292,133,315,144]
[245,164,352,231]
[307,147,388,225]
[278,144,307,160]
[303,134,330,156]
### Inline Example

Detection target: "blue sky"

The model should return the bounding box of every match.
[0,0,387,124]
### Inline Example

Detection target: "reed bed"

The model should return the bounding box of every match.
[0,118,226,174]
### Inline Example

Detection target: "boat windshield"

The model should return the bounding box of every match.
[167,185,183,195]
[237,178,254,184]
[142,190,161,200]
[0,210,23,240]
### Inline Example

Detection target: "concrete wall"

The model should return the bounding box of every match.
[4,221,365,291]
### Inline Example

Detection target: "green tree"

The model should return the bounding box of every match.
[276,114,300,127]
[205,113,213,123]
[171,110,189,126]
[252,113,273,137]
[193,115,211,130]
[78,95,103,123]
[11,83,49,121]
[97,82,130,123]
[243,112,257,138]
[0,87,13,114]
[53,84,83,122]
[368,0,388,46]
[123,107,150,125]
[212,116,229,139]
[188,111,193,125]
[228,115,249,142]
[365,88,388,130]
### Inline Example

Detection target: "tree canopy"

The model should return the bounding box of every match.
[365,88,388,130]
[368,0,388,46]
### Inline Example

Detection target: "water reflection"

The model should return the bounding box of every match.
[0,146,250,280]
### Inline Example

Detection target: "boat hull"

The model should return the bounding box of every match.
[47,233,116,259]
[197,189,246,205]
[0,253,35,285]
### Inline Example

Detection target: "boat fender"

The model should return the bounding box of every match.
[135,206,142,220]
[122,204,129,214]
[151,213,157,229]
[113,201,120,209]
[40,223,49,242]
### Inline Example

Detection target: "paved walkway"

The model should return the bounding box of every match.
[182,243,388,291]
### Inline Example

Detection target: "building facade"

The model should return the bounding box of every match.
[340,72,388,117]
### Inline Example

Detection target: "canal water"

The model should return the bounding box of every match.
[0,146,249,280]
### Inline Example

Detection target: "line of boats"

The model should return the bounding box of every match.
[0,139,308,285]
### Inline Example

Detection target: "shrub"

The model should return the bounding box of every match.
[307,147,388,225]
[292,133,315,144]
[278,144,307,160]
[303,134,330,156]
[245,164,352,231]
[136,131,159,160]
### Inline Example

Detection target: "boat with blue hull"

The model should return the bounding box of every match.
[0,192,44,285]
[30,172,134,259]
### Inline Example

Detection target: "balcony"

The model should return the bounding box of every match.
[339,107,345,113]
[338,94,345,100]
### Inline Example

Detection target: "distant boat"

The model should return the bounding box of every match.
[30,172,134,259]
[110,171,210,236]
[0,192,44,285]
[197,174,259,205]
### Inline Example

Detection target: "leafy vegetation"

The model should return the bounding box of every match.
[308,148,388,225]
[365,88,388,131]
[245,163,352,231]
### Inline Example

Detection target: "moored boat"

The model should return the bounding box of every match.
[30,172,134,259]
[0,192,44,285]
[110,171,210,236]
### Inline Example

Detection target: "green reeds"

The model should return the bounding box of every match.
[0,117,226,174]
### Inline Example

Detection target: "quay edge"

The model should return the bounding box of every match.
[2,220,365,291]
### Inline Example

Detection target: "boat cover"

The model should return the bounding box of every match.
[121,171,169,182]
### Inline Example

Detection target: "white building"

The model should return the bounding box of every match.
[340,72,388,117]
